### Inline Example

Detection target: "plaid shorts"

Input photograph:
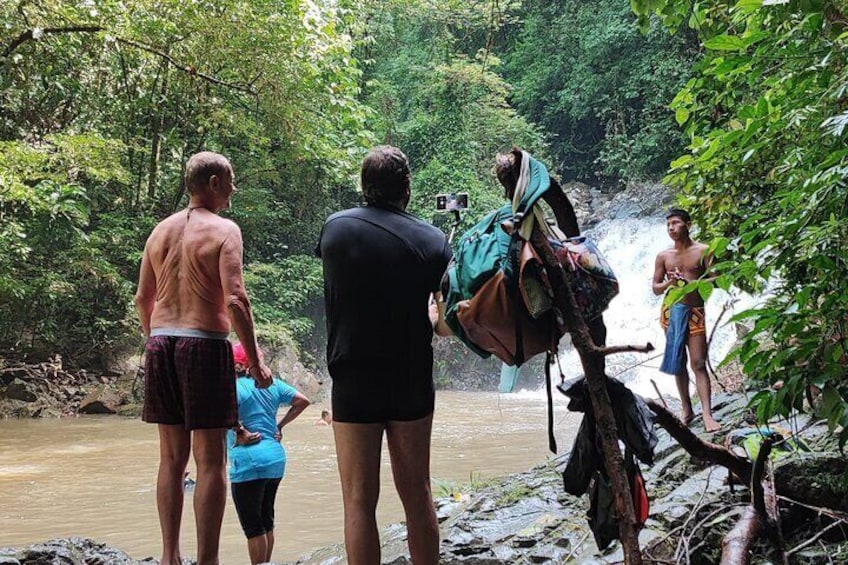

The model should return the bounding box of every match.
[142,335,238,430]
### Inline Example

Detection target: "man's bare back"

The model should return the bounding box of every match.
[134,151,271,565]
[142,208,241,333]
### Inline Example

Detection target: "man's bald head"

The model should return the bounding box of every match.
[185,152,232,195]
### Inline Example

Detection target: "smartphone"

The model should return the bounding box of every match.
[435,192,469,212]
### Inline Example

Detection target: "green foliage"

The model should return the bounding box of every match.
[0,1,371,364]
[634,0,848,443]
[244,256,324,346]
[502,0,695,183]
[357,1,547,235]
[0,135,138,364]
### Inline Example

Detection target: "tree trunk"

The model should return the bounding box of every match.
[147,59,169,199]
[720,439,780,565]
[529,228,643,565]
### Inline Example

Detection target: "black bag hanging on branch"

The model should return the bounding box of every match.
[559,375,657,549]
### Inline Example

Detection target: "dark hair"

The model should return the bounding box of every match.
[666,208,691,223]
[185,151,231,195]
[494,147,522,199]
[360,146,410,205]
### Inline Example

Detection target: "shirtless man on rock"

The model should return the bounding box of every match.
[652,208,720,433]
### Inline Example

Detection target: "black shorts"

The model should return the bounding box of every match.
[142,335,238,430]
[329,359,435,423]
[231,477,282,538]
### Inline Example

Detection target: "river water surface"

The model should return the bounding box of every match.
[0,390,581,564]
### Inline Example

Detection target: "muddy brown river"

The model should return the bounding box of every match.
[0,390,582,564]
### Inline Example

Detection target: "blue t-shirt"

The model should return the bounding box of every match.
[226,377,297,483]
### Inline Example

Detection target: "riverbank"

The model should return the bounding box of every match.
[290,391,846,565]
[2,391,844,564]
[0,342,324,421]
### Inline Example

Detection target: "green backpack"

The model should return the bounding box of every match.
[443,154,552,361]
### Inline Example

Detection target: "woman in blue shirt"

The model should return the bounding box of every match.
[229,343,310,565]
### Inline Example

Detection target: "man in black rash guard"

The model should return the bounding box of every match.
[316,145,452,565]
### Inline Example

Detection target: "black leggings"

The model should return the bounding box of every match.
[231,477,282,538]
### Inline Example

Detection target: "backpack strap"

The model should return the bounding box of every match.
[505,229,525,365]
[545,350,557,454]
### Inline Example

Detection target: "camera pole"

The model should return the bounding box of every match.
[448,209,462,244]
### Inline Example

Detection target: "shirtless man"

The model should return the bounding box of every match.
[652,208,720,432]
[135,151,272,565]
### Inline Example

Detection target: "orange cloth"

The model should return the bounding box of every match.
[660,303,706,336]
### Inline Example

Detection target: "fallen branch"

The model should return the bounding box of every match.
[775,495,848,522]
[646,399,752,484]
[676,467,715,564]
[720,439,777,565]
[785,516,847,557]
[650,379,668,409]
[601,342,655,356]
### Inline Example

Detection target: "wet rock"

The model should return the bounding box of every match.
[0,538,150,565]
[0,367,30,386]
[288,361,322,399]
[78,385,124,414]
[116,403,143,417]
[3,378,38,402]
[775,456,848,511]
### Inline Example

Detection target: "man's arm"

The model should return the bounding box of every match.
[652,252,676,295]
[700,245,715,279]
[430,292,453,337]
[134,242,156,337]
[219,223,272,388]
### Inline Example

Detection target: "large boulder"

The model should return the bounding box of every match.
[287,361,323,399]
[78,385,124,414]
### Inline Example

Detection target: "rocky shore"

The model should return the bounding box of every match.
[3,392,844,564]
[289,392,845,565]
[0,340,324,421]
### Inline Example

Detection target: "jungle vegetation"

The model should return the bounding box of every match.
[1,0,845,440]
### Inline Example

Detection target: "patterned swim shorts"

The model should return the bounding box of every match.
[142,334,238,430]
[660,304,706,337]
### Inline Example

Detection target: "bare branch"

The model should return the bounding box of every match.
[2,26,257,96]
[3,26,102,58]
[750,439,772,516]
[647,399,753,484]
[601,342,655,356]
[114,37,257,95]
